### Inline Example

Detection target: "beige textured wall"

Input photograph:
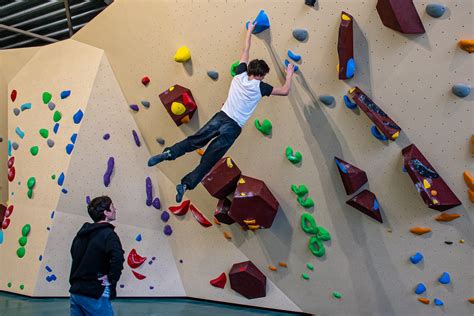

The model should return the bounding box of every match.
[0,47,39,204]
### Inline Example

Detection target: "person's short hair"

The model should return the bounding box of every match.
[88,196,112,222]
[247,59,270,77]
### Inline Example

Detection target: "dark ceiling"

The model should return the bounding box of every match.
[0,0,112,50]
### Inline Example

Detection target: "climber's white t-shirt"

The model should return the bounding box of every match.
[221,63,273,127]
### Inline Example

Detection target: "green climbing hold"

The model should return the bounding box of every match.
[30,146,39,156]
[254,119,272,135]
[27,177,36,189]
[19,284,24,290]
[301,213,318,234]
[302,273,310,280]
[53,111,62,122]
[18,236,27,246]
[297,196,314,208]
[27,189,33,199]
[309,236,325,257]
[22,224,31,237]
[39,129,49,139]
[51,174,56,180]
[316,226,331,241]
[285,146,302,164]
[333,291,342,299]
[7,282,12,288]
[42,92,52,104]
[306,263,314,270]
[291,184,308,197]
[17,247,26,258]
[230,60,240,77]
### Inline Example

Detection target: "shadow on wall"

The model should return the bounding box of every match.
[257,27,411,315]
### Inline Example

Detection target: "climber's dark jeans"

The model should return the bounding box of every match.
[165,111,242,190]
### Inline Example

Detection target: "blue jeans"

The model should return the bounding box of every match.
[166,111,242,189]
[70,294,114,316]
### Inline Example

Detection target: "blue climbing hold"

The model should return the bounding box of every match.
[207,71,219,80]
[53,123,59,134]
[58,173,65,186]
[73,110,83,124]
[66,144,74,155]
[335,158,348,173]
[343,95,357,109]
[45,266,52,272]
[426,4,446,18]
[15,127,25,139]
[452,84,471,98]
[0,231,3,244]
[70,133,77,144]
[61,188,68,194]
[371,125,388,141]
[20,103,32,111]
[246,10,270,34]
[8,140,11,156]
[288,50,301,62]
[319,95,335,106]
[39,255,42,261]
[373,198,379,211]
[136,234,142,242]
[438,272,450,284]
[50,211,55,219]
[60,90,71,99]
[284,59,299,71]
[415,283,426,294]
[434,298,444,306]
[409,252,423,264]
[141,100,151,108]
[345,58,356,78]
[402,166,407,173]
[46,274,57,282]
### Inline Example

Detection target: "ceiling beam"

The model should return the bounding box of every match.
[0,24,58,44]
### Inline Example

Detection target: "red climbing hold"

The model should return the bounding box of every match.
[0,204,6,224]
[132,270,146,280]
[7,157,14,168]
[141,76,150,86]
[127,249,147,269]
[10,90,17,102]
[5,205,13,218]
[210,272,227,288]
[2,218,10,229]
[169,200,190,216]
[8,167,15,182]
[190,204,213,227]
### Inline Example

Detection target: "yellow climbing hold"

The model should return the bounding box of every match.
[171,102,186,115]
[391,131,400,140]
[169,86,175,92]
[174,46,191,63]
[243,219,256,225]
[240,192,246,196]
[460,239,465,243]
[348,87,356,94]
[248,225,260,230]
[239,178,246,184]
[226,158,233,168]
[341,13,351,21]
[423,179,431,189]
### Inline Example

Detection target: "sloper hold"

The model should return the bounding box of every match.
[402,144,461,211]
[346,190,383,223]
[376,0,425,34]
[337,11,356,80]
[349,87,401,141]
[335,157,368,195]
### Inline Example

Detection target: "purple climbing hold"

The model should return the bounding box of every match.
[45,266,52,272]
[130,104,139,112]
[132,130,141,147]
[103,157,115,187]
[86,196,91,205]
[146,177,153,206]
[161,211,170,222]
[103,133,110,140]
[119,284,125,288]
[73,110,83,124]
[53,123,59,134]
[164,225,173,236]
[152,197,161,209]
[148,260,153,265]
[149,286,154,290]
[50,211,55,219]
[66,144,74,155]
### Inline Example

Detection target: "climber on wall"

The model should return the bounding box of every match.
[148,21,295,203]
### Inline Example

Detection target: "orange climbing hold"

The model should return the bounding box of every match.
[278,262,288,268]
[435,213,461,222]
[418,298,430,304]
[196,148,205,156]
[459,39,474,53]
[467,297,474,304]
[214,218,221,225]
[224,232,232,240]
[268,265,278,271]
[468,189,474,203]
[431,190,438,196]
[463,171,474,190]
[410,227,432,235]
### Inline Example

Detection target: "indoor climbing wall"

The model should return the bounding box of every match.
[0,0,472,315]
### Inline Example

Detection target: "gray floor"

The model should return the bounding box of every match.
[0,292,303,316]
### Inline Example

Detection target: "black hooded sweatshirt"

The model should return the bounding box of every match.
[69,222,124,299]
